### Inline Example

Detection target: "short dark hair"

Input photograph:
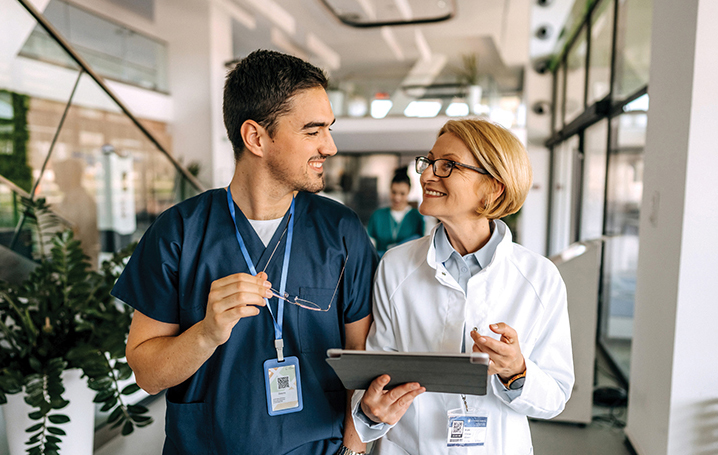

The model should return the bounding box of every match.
[223,49,328,160]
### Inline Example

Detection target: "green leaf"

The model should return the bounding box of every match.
[48,414,70,424]
[100,396,118,412]
[121,420,134,436]
[93,389,115,403]
[51,398,70,410]
[127,404,149,414]
[130,415,152,423]
[107,406,123,424]
[25,423,42,433]
[28,357,42,372]
[46,426,66,436]
[28,410,44,420]
[109,419,124,430]
[120,383,140,395]
[45,435,61,444]
[26,433,42,444]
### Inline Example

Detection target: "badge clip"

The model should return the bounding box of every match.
[275,339,284,362]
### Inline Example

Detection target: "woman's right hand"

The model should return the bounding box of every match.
[360,375,426,425]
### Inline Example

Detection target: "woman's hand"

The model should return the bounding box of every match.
[360,375,425,425]
[471,323,526,381]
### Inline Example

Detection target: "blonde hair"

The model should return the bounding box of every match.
[438,119,532,220]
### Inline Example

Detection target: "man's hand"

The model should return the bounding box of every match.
[199,271,272,347]
[471,323,526,381]
[360,375,425,425]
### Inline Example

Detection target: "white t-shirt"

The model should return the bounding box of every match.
[248,217,283,247]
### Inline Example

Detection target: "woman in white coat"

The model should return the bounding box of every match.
[350,119,574,455]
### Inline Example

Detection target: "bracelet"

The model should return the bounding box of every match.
[336,444,367,455]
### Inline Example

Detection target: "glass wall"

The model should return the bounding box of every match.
[564,26,588,124]
[614,0,652,100]
[588,0,615,105]
[0,2,201,448]
[548,0,652,383]
[580,119,608,241]
[600,112,646,377]
[19,0,169,92]
[553,63,565,133]
[549,135,579,256]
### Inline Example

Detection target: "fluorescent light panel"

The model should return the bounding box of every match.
[446,102,469,117]
[371,99,393,118]
[404,100,442,118]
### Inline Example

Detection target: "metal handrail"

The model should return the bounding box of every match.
[0,173,75,233]
[17,0,206,193]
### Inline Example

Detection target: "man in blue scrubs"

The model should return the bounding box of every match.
[112,50,377,455]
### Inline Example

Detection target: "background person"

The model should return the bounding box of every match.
[113,50,377,455]
[351,119,574,454]
[366,167,424,257]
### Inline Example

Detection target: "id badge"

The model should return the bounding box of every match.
[447,408,487,447]
[263,356,303,416]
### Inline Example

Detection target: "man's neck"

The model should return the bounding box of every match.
[229,165,294,220]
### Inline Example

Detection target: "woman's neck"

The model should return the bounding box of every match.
[441,217,492,256]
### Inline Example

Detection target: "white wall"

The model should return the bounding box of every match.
[624,1,718,454]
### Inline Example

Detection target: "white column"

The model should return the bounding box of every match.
[625,1,718,454]
[208,3,235,188]
[156,0,214,187]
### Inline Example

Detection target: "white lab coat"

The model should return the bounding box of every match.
[352,221,574,455]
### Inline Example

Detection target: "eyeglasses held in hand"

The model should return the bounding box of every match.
[415,156,489,178]
[261,217,347,312]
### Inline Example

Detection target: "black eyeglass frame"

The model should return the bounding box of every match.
[415,156,490,178]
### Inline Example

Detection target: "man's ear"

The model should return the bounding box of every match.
[240,120,266,158]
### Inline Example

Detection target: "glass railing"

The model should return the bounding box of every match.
[0,1,204,450]
[18,0,168,92]
[0,0,202,267]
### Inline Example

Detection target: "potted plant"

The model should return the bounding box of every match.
[454,54,483,114]
[0,198,152,455]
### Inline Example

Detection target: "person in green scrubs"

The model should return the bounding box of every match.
[367,167,424,257]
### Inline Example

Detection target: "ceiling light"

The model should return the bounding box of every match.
[404,100,442,118]
[490,109,515,129]
[446,100,469,117]
[371,99,393,119]
[347,96,369,117]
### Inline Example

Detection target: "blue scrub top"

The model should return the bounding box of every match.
[112,189,378,455]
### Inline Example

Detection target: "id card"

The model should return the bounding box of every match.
[447,408,487,447]
[263,356,303,416]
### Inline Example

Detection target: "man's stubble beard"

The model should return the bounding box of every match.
[266,155,326,194]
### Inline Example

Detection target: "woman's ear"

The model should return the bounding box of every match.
[491,180,505,201]
[240,120,266,158]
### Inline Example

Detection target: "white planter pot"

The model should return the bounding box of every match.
[3,368,95,455]
[468,85,483,114]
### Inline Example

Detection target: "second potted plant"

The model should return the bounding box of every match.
[0,199,152,455]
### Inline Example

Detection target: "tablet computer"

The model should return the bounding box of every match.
[326,349,489,396]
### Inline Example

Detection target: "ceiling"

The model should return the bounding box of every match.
[229,0,571,103]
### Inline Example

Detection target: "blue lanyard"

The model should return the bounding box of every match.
[226,189,295,349]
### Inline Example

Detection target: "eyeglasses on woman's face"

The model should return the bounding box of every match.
[415,156,489,178]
